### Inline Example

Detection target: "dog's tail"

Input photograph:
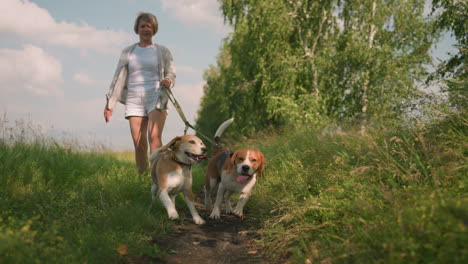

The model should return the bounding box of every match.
[212,117,234,156]
[214,117,234,139]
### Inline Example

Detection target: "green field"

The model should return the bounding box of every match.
[1,110,466,263]
[245,111,467,263]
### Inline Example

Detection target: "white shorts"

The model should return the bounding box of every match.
[125,89,161,119]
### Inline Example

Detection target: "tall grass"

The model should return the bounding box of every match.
[2,110,466,263]
[242,110,467,263]
[0,118,181,264]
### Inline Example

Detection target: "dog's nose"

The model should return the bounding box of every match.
[242,165,250,172]
[201,147,207,153]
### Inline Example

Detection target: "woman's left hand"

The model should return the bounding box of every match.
[160,78,172,88]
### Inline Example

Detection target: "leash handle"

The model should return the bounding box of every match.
[163,87,189,123]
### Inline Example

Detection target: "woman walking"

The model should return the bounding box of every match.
[104,12,176,174]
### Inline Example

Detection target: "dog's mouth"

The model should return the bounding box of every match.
[185,152,208,162]
[236,174,251,184]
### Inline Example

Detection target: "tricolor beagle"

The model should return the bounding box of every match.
[204,118,265,219]
[149,135,208,224]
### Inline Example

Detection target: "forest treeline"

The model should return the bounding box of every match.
[195,0,466,137]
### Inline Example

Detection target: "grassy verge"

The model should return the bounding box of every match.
[239,111,467,263]
[1,110,466,263]
[0,140,178,263]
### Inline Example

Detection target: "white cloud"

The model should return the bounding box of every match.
[177,65,203,76]
[160,0,231,34]
[73,72,98,86]
[61,98,107,129]
[0,45,63,97]
[0,0,133,54]
[172,81,205,112]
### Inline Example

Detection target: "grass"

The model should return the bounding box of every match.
[239,110,467,263]
[0,115,184,263]
[0,116,212,264]
[1,110,466,263]
[0,140,177,263]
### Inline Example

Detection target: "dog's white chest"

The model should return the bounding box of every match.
[166,168,191,194]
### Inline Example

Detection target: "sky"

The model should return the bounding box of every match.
[0,0,232,150]
[0,0,457,151]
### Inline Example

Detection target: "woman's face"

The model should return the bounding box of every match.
[137,20,154,43]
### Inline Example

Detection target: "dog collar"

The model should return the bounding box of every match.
[172,157,192,168]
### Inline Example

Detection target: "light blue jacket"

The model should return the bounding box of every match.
[105,43,176,112]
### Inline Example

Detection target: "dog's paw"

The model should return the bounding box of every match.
[225,206,232,214]
[193,216,206,225]
[168,210,179,220]
[209,208,221,219]
[233,209,243,218]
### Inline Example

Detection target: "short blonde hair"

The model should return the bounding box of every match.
[134,12,158,35]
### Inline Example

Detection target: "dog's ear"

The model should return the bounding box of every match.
[256,151,265,178]
[160,136,181,152]
[148,136,182,163]
[225,151,238,174]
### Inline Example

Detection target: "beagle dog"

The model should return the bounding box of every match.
[204,118,265,219]
[149,135,208,224]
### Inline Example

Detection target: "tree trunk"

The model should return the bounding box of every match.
[311,10,328,103]
[361,0,377,135]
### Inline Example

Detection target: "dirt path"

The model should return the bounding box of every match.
[134,193,269,264]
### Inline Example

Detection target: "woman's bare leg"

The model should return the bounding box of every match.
[129,116,149,174]
[148,109,167,154]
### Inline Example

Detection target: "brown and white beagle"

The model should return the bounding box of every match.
[149,135,208,224]
[204,118,265,219]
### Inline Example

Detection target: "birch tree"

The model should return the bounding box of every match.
[197,0,438,136]
[329,0,436,124]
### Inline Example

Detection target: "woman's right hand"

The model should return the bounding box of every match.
[104,107,113,123]
[160,78,172,88]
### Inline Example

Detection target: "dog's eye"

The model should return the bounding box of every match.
[251,159,257,162]
[189,140,195,144]
[238,157,244,161]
